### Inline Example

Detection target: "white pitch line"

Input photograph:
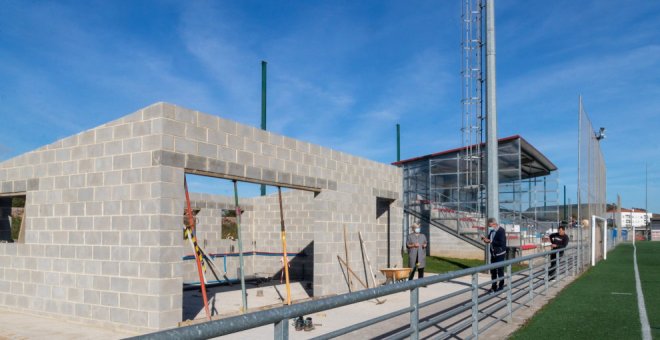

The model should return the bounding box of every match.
[633,243,651,340]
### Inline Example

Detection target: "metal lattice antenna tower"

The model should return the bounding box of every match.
[460,0,484,215]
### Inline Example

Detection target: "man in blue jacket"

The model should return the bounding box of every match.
[481,218,506,293]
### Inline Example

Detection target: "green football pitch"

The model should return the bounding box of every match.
[511,242,659,339]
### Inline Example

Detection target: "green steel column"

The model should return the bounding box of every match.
[261,61,267,196]
[396,124,401,162]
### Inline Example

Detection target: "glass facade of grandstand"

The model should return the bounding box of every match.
[398,136,560,246]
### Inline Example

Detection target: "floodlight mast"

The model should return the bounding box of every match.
[485,0,499,222]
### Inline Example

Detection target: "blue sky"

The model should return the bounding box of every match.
[0,0,658,212]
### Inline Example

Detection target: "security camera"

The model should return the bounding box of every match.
[595,127,606,140]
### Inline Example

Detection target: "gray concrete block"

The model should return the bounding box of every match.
[227,134,244,150]
[96,127,114,143]
[174,137,197,154]
[132,121,151,137]
[208,159,226,174]
[218,147,237,162]
[0,181,12,193]
[218,118,237,135]
[86,173,103,186]
[120,262,139,277]
[227,162,245,177]
[113,124,132,140]
[237,151,254,165]
[245,166,261,180]
[13,180,26,192]
[208,130,227,146]
[185,155,208,171]
[113,155,131,170]
[121,139,141,155]
[175,106,197,125]
[100,261,119,277]
[186,125,207,142]
[152,150,185,168]
[262,169,276,182]
[292,174,304,186]
[277,172,292,184]
[198,143,217,158]
[304,176,317,188]
[160,119,186,137]
[83,289,100,305]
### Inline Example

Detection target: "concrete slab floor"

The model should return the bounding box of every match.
[0,307,138,340]
[183,279,314,322]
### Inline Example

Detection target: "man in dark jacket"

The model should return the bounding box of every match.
[481,218,506,293]
[549,225,569,281]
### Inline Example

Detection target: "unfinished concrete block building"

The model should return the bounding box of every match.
[0,103,402,331]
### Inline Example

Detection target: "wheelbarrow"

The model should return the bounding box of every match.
[380,268,412,284]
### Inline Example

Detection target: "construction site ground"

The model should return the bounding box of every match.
[0,270,575,339]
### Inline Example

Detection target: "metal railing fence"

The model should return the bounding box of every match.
[133,244,586,340]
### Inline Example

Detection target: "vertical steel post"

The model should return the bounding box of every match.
[562,251,567,281]
[396,123,401,162]
[578,226,582,272]
[485,0,499,222]
[274,318,289,340]
[260,61,267,196]
[528,260,534,302]
[544,254,549,293]
[563,185,567,221]
[233,180,248,311]
[471,273,479,339]
[410,287,420,340]
[506,265,512,322]
[617,194,621,244]
[577,96,582,224]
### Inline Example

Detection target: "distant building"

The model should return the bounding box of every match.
[607,208,651,229]
[651,217,660,241]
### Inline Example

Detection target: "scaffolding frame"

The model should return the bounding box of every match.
[400,136,559,247]
[460,0,485,218]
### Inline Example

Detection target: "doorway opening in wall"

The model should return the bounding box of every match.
[0,194,26,243]
[180,173,317,323]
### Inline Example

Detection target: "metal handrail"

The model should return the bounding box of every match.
[132,245,582,340]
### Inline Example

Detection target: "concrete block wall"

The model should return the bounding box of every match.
[0,106,183,332]
[427,224,484,260]
[0,101,402,331]
[245,190,315,281]
[147,102,402,297]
